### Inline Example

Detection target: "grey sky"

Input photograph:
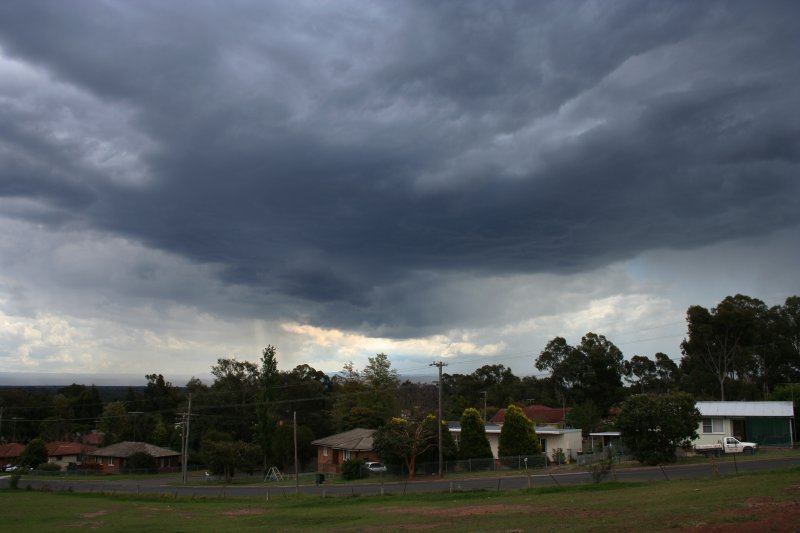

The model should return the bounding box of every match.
[0,1,798,383]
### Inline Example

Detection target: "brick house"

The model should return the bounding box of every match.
[312,428,381,474]
[87,441,181,473]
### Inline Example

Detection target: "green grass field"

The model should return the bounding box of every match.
[3,466,800,532]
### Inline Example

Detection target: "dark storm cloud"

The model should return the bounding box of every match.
[1,1,799,335]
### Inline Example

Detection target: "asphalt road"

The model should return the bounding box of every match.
[5,455,800,499]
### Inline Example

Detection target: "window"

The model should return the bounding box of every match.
[702,418,723,433]
[108,457,114,466]
[323,447,328,457]
[344,450,351,460]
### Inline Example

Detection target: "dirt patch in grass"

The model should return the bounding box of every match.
[683,495,800,532]
[219,508,269,516]
[416,504,529,517]
[362,525,442,532]
[69,521,105,529]
[79,510,109,518]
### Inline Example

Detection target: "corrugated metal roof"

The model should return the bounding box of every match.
[697,401,794,418]
[311,428,375,451]
[448,423,580,435]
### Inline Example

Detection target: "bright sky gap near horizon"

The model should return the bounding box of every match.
[1,2,798,386]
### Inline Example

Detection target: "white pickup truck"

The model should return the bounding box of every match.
[694,436,758,457]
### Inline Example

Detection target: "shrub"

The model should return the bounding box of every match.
[589,458,614,483]
[498,405,540,467]
[123,452,158,474]
[458,408,493,460]
[36,462,62,473]
[341,458,364,480]
[76,462,103,473]
[551,448,566,465]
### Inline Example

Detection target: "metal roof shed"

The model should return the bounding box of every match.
[696,401,795,447]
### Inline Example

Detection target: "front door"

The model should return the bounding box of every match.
[732,419,746,440]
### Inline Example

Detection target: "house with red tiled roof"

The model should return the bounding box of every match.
[45,441,97,470]
[0,443,25,467]
[490,404,569,427]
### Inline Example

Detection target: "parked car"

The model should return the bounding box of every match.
[694,436,758,457]
[364,461,387,473]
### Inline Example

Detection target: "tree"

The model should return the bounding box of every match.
[281,364,335,437]
[654,353,680,392]
[21,438,48,468]
[255,345,280,466]
[615,393,701,465]
[270,423,316,471]
[201,431,261,482]
[372,415,438,479]
[681,295,769,400]
[536,333,625,414]
[98,401,131,445]
[624,355,657,393]
[206,357,261,441]
[332,359,397,431]
[150,416,170,446]
[497,405,540,460]
[458,408,493,460]
[363,353,400,388]
[565,400,604,439]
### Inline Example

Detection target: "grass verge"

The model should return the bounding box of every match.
[3,465,800,532]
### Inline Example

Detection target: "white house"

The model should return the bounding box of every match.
[694,401,795,447]
[448,422,583,462]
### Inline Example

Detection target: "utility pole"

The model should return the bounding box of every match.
[480,391,487,422]
[430,361,447,477]
[181,394,192,484]
[293,411,299,493]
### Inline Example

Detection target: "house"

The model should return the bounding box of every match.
[694,401,795,447]
[490,404,569,428]
[0,442,24,467]
[311,428,381,474]
[87,441,181,473]
[46,441,97,470]
[448,422,583,462]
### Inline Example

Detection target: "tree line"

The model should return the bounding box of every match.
[1,294,797,474]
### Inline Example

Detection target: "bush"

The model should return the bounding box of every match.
[76,462,103,473]
[551,448,566,465]
[589,458,614,483]
[36,462,62,473]
[123,452,158,474]
[341,459,364,480]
